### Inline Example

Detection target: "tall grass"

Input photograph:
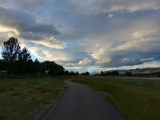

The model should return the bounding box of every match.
[0,76,67,120]
[73,76,160,120]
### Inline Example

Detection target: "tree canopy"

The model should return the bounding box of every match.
[2,37,20,62]
[0,37,65,76]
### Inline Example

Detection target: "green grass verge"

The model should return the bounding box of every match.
[73,76,160,120]
[0,76,68,120]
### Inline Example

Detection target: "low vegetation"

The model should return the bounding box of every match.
[0,76,67,120]
[73,76,160,120]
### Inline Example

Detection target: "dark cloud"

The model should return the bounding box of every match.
[0,7,60,40]
[67,0,159,14]
[20,33,43,40]
[0,0,44,9]
[94,37,160,68]
[21,23,60,35]
[0,0,160,72]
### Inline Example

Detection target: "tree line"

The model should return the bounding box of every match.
[63,71,89,76]
[0,37,64,76]
[93,70,160,77]
[100,71,119,76]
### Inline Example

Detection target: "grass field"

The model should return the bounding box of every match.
[0,76,68,120]
[73,76,160,120]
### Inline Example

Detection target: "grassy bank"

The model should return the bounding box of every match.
[73,76,160,120]
[0,76,68,120]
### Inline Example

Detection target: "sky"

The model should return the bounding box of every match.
[0,0,160,73]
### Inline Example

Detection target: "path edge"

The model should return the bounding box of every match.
[29,80,69,120]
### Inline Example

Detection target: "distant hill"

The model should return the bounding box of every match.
[118,68,160,74]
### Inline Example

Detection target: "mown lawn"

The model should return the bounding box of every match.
[0,76,68,120]
[73,76,160,120]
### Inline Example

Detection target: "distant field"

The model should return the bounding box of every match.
[73,76,160,120]
[0,76,68,120]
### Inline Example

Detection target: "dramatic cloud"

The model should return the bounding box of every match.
[68,0,159,14]
[0,0,160,73]
[132,29,159,39]
[78,58,92,67]
[0,0,44,9]
[30,37,66,49]
[91,27,160,68]
[0,7,60,38]
[141,57,155,62]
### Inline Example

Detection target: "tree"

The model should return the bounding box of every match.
[86,71,89,76]
[0,59,6,70]
[69,71,76,75]
[125,72,132,77]
[2,37,21,62]
[18,47,31,62]
[0,59,7,76]
[64,70,69,75]
[1,37,65,76]
[1,37,21,75]
[32,59,40,74]
[43,61,64,76]
[26,59,34,74]
[76,71,79,75]
[1,37,33,75]
[111,71,119,76]
[81,71,89,76]
[100,71,104,76]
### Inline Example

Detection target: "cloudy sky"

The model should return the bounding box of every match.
[0,0,160,73]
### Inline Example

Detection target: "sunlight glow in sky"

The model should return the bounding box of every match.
[0,0,160,73]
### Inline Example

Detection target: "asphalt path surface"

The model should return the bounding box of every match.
[42,79,126,120]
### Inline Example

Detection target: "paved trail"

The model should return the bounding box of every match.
[42,80,126,120]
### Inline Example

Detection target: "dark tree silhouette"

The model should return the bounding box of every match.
[86,71,89,76]
[1,37,21,75]
[16,47,32,74]
[125,72,132,77]
[0,59,7,76]
[18,47,31,62]
[99,71,119,76]
[32,59,40,74]
[64,70,69,75]
[69,71,76,75]
[0,59,6,70]
[76,71,79,75]
[42,61,64,76]
[2,37,21,62]
[1,37,65,76]
[81,71,89,76]
[100,71,104,76]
